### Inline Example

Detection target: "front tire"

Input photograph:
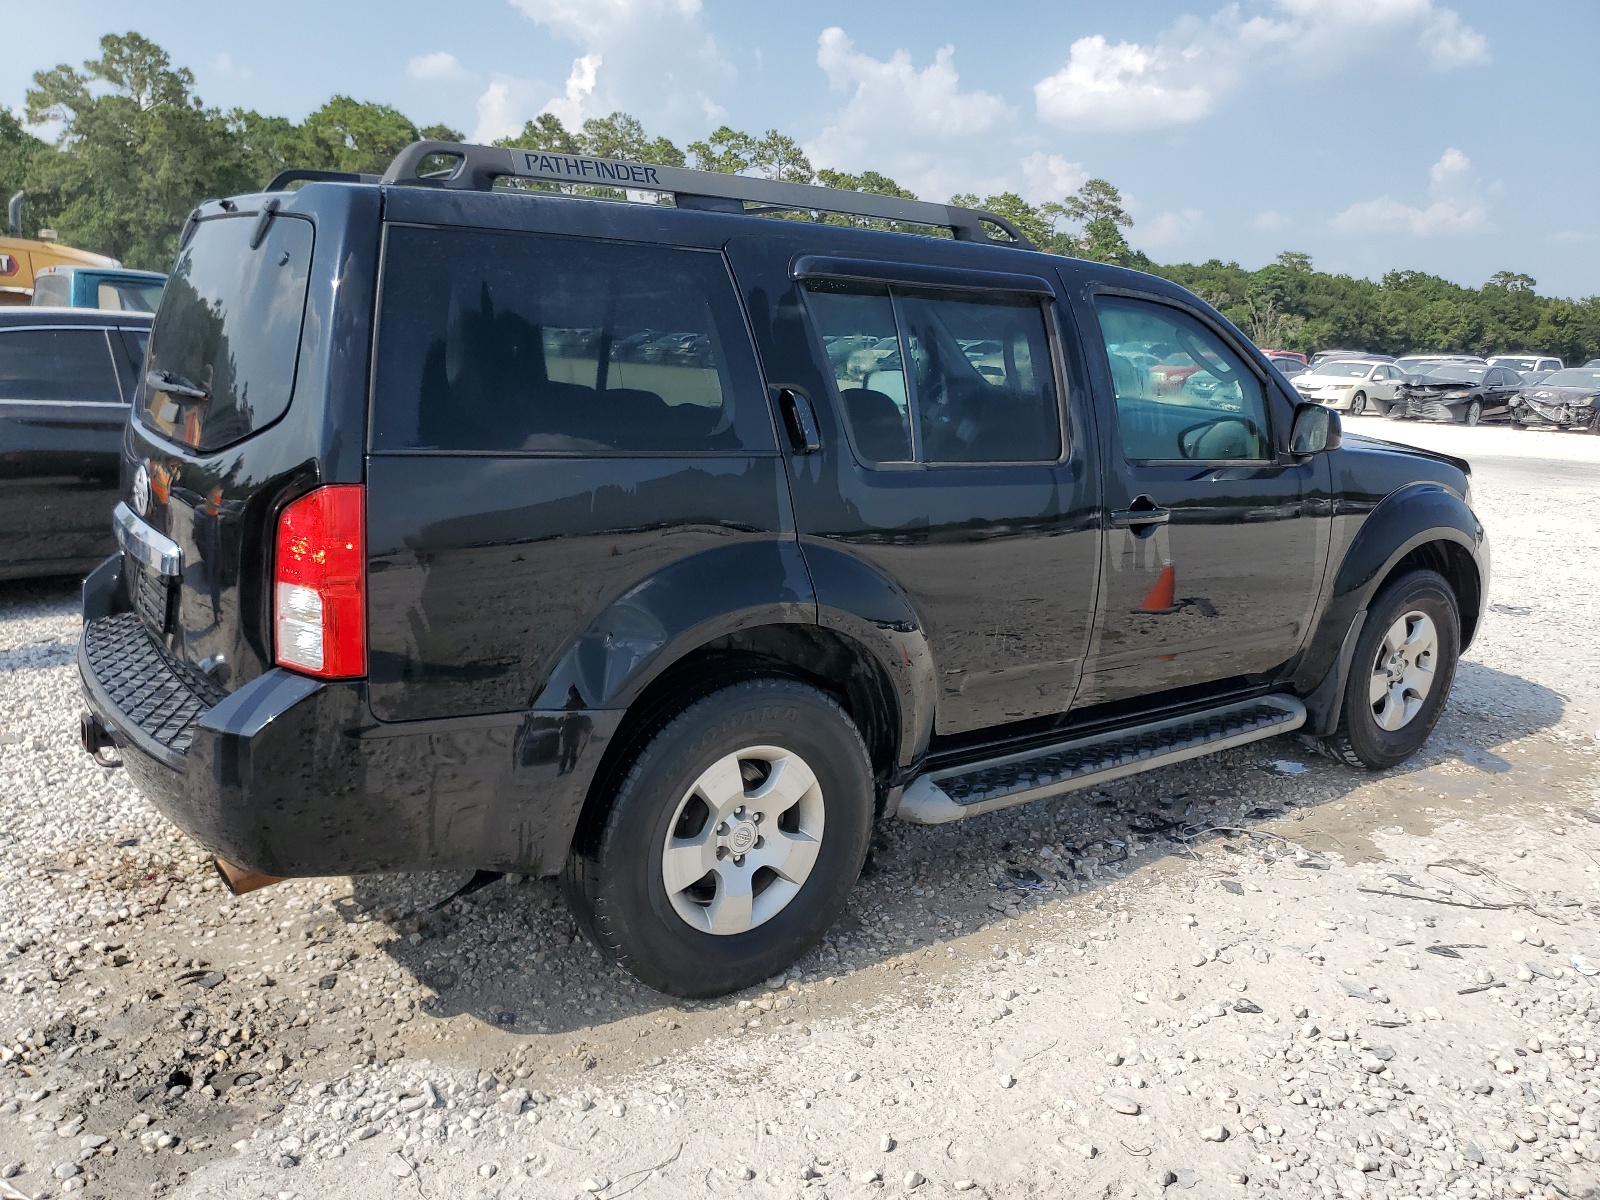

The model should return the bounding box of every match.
[1463,399,1483,426]
[563,678,873,997]
[1350,391,1368,416]
[1324,569,1460,771]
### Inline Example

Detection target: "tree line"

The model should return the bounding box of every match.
[6,32,1598,362]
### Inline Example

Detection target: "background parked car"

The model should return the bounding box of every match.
[1308,348,1393,367]
[1264,351,1309,378]
[1510,366,1600,432]
[0,307,149,579]
[1292,358,1405,415]
[1389,361,1522,425]
[31,264,166,312]
[1394,353,1484,376]
[1488,353,1563,375]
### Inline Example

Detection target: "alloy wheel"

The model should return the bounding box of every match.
[1368,611,1439,732]
[661,746,826,935]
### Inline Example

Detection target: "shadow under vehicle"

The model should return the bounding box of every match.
[77,142,1488,998]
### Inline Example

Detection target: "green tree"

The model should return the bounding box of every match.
[579,112,684,166]
[24,32,255,268]
[494,112,582,154]
[295,96,419,175]
[688,125,757,175]
[0,110,47,234]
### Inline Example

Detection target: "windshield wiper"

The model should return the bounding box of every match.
[146,368,209,401]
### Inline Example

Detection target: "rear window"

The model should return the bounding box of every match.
[140,213,313,452]
[0,328,121,403]
[371,225,771,454]
[96,278,164,313]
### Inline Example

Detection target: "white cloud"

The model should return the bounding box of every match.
[1255,210,1293,231]
[1019,152,1090,204]
[408,51,470,83]
[508,0,702,45]
[540,54,601,128]
[473,78,546,143]
[1135,208,1207,249]
[1034,35,1217,131]
[1332,147,1488,237]
[806,28,1012,200]
[504,0,731,137]
[1035,0,1486,132]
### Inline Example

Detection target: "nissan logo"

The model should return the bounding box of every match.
[132,463,151,517]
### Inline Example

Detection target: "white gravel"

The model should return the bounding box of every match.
[0,418,1595,1200]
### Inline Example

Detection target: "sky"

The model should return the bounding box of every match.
[8,1,1599,297]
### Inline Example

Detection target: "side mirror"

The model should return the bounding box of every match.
[1290,402,1342,455]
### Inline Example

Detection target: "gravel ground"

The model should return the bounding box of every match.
[0,419,1597,1200]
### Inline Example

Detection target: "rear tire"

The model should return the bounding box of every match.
[1323,569,1460,771]
[562,678,873,997]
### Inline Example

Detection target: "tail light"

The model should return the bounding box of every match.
[0,254,16,276]
[273,485,366,678]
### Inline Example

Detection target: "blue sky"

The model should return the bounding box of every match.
[9,1,1599,297]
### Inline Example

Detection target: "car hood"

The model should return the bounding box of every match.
[1339,430,1472,478]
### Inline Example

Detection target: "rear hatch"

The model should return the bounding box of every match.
[118,186,379,695]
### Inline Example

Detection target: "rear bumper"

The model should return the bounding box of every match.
[77,558,619,879]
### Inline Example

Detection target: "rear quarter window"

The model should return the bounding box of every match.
[0,327,121,403]
[371,225,772,455]
[140,213,313,452]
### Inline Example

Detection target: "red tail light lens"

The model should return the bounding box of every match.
[0,254,16,277]
[273,485,366,679]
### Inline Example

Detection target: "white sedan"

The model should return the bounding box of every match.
[1293,359,1405,416]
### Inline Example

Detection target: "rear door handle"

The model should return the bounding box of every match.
[1110,501,1171,529]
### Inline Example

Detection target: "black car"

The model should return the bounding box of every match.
[1510,366,1600,431]
[77,142,1488,997]
[1389,363,1522,424]
[0,307,150,579]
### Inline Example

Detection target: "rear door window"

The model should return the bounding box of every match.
[141,214,314,452]
[0,328,122,404]
[803,280,1062,465]
[372,226,771,454]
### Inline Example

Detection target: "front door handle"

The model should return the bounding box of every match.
[1110,499,1171,529]
[778,388,821,454]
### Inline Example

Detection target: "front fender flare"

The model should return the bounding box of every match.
[1294,481,1487,730]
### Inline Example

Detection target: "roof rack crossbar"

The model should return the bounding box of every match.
[379,141,1035,249]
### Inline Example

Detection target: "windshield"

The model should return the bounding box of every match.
[1539,368,1600,388]
[1490,357,1538,371]
[1306,361,1370,378]
[1419,364,1486,383]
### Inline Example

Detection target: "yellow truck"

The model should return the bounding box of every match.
[0,192,120,306]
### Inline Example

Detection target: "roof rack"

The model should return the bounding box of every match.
[378,140,1036,250]
[265,168,380,191]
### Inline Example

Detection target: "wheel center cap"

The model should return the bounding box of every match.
[726,821,758,855]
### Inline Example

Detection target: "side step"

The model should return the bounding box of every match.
[897,695,1306,825]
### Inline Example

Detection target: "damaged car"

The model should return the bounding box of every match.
[1510,366,1600,432]
[1389,362,1522,425]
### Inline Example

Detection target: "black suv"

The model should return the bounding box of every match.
[78,143,1488,997]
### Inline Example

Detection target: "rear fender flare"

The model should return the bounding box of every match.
[531,539,816,712]
[797,542,937,770]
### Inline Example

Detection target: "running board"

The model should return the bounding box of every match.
[897,695,1306,825]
